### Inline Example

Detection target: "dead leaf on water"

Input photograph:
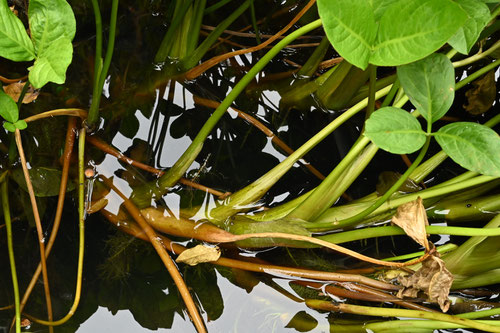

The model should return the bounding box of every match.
[463,70,496,115]
[391,197,429,251]
[3,82,39,104]
[176,244,221,266]
[397,251,453,312]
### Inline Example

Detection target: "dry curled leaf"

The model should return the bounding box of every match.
[176,244,221,266]
[3,82,39,104]
[463,70,496,115]
[391,197,429,251]
[397,251,453,312]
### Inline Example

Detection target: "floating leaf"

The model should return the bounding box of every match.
[3,122,16,132]
[463,70,496,115]
[0,88,19,123]
[176,245,221,266]
[12,167,75,197]
[435,122,500,176]
[398,53,455,124]
[29,37,73,88]
[0,0,35,61]
[364,107,426,154]
[3,82,39,104]
[397,251,453,312]
[448,0,491,54]
[391,197,429,250]
[13,119,27,130]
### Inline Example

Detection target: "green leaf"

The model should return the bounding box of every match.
[448,0,491,54]
[12,167,76,197]
[370,0,400,21]
[364,107,427,154]
[434,122,500,176]
[0,1,35,61]
[397,53,455,124]
[317,0,376,69]
[14,119,27,130]
[0,88,19,122]
[371,0,468,66]
[28,0,76,54]
[3,122,16,132]
[29,37,73,88]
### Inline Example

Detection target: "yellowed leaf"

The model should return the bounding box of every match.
[3,82,39,104]
[176,244,221,266]
[391,197,429,251]
[397,251,453,312]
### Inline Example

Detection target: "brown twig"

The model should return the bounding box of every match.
[23,108,87,123]
[185,0,317,79]
[0,74,28,84]
[100,177,207,333]
[15,129,54,330]
[16,118,77,324]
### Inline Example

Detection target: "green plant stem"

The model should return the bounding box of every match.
[16,81,30,110]
[1,179,21,333]
[131,18,323,209]
[366,65,377,118]
[297,36,330,77]
[352,319,500,332]
[249,1,261,45]
[204,0,232,14]
[382,243,457,262]
[305,301,500,332]
[186,0,206,56]
[89,0,103,86]
[380,78,399,108]
[453,39,500,67]
[455,59,500,90]
[87,0,119,129]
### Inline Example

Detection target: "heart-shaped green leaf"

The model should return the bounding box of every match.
[398,54,455,124]
[0,88,19,123]
[448,0,491,54]
[14,119,27,130]
[29,37,73,88]
[3,122,16,132]
[0,1,35,61]
[364,107,427,154]
[435,122,500,176]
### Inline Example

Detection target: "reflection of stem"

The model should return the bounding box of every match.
[17,118,76,325]
[100,176,207,333]
[14,129,54,328]
[1,180,21,333]
[27,128,86,326]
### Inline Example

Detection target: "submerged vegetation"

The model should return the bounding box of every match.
[1,0,500,331]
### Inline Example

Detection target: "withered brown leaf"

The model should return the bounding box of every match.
[391,197,429,251]
[3,82,39,104]
[176,244,221,266]
[397,251,453,312]
[463,70,496,115]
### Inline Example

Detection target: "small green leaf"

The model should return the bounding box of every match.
[435,122,500,176]
[398,54,455,124]
[371,0,468,66]
[364,107,427,154]
[0,88,19,123]
[14,119,27,130]
[29,0,76,54]
[448,0,490,54]
[0,1,35,61]
[370,0,400,21]
[29,37,73,88]
[317,0,376,70]
[3,122,16,132]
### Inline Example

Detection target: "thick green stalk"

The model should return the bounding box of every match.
[297,37,330,77]
[131,19,324,209]
[382,244,457,262]
[89,0,103,86]
[180,0,253,70]
[204,0,232,14]
[2,179,21,333]
[87,0,119,128]
[249,1,261,45]
[186,0,206,56]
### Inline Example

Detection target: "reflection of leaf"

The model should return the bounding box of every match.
[12,167,75,197]
[285,311,318,332]
[463,70,496,115]
[185,265,224,321]
[176,245,221,266]
[3,82,39,104]
[376,171,421,195]
[391,197,429,250]
[397,252,453,312]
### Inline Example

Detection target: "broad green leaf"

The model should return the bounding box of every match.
[371,0,468,66]
[3,122,16,132]
[434,122,500,176]
[448,0,491,54]
[364,107,427,154]
[0,88,19,122]
[369,0,400,21]
[317,0,376,69]
[28,0,76,54]
[29,37,73,88]
[12,167,76,197]
[14,119,27,130]
[0,1,35,61]
[397,54,455,124]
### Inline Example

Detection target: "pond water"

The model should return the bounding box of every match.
[1,1,499,332]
